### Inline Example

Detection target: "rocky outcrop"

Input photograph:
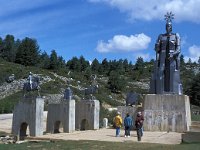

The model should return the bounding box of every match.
[0,75,52,100]
[128,81,150,90]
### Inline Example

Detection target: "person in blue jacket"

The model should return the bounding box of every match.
[124,113,133,137]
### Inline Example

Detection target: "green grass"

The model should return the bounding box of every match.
[191,114,200,121]
[0,140,200,150]
[0,92,23,114]
[191,105,200,121]
[40,78,66,94]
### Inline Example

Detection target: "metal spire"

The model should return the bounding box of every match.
[164,11,175,23]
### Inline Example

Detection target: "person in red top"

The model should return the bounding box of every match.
[135,111,144,141]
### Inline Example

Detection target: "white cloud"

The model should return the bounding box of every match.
[185,45,200,62]
[96,33,151,53]
[88,0,200,23]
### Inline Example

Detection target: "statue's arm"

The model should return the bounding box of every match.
[155,34,162,61]
[172,33,181,57]
[155,34,162,53]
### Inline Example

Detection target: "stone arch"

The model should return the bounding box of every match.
[80,119,89,130]
[20,122,29,140]
[54,121,63,133]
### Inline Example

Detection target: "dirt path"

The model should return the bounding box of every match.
[35,129,182,144]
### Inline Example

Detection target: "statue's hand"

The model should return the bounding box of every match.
[168,53,173,59]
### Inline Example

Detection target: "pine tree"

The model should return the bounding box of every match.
[101,58,110,74]
[49,50,58,70]
[67,57,81,71]
[0,37,3,57]
[39,51,50,69]
[108,70,126,93]
[1,35,16,62]
[135,57,144,70]
[186,73,200,106]
[91,58,100,73]
[79,55,90,72]
[123,59,129,72]
[57,56,66,69]
[180,54,185,65]
[15,37,39,66]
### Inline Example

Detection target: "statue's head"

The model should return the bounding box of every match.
[29,72,32,75]
[166,21,172,34]
[164,12,174,34]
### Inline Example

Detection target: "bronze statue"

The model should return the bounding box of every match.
[23,72,40,97]
[150,12,182,94]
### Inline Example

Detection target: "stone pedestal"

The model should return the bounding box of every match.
[12,97,44,140]
[103,118,108,128]
[46,100,75,133]
[143,94,191,132]
[75,100,99,130]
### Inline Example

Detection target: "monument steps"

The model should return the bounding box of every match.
[189,121,200,132]
[182,122,200,143]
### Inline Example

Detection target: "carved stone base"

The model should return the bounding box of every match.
[143,94,191,132]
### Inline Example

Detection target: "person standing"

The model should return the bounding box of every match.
[124,113,133,137]
[114,112,122,137]
[135,111,144,141]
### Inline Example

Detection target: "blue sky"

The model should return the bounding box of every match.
[0,0,200,63]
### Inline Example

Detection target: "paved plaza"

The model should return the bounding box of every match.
[0,112,183,144]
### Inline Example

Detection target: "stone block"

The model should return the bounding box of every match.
[46,100,75,133]
[143,94,191,132]
[117,106,138,124]
[12,97,44,139]
[75,100,99,130]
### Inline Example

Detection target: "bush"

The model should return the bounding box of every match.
[0,92,22,114]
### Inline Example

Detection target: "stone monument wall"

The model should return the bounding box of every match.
[143,94,191,132]
[75,100,99,130]
[117,106,138,124]
[12,97,44,139]
[46,100,75,133]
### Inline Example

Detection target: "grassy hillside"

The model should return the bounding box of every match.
[1,58,200,122]
[0,58,53,84]
[0,59,127,117]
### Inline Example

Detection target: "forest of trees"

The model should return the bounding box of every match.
[0,34,200,106]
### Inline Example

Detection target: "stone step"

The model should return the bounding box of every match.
[191,121,200,126]
[190,125,200,132]
[182,132,200,143]
[190,121,200,132]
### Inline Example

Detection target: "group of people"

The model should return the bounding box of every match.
[113,111,144,141]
